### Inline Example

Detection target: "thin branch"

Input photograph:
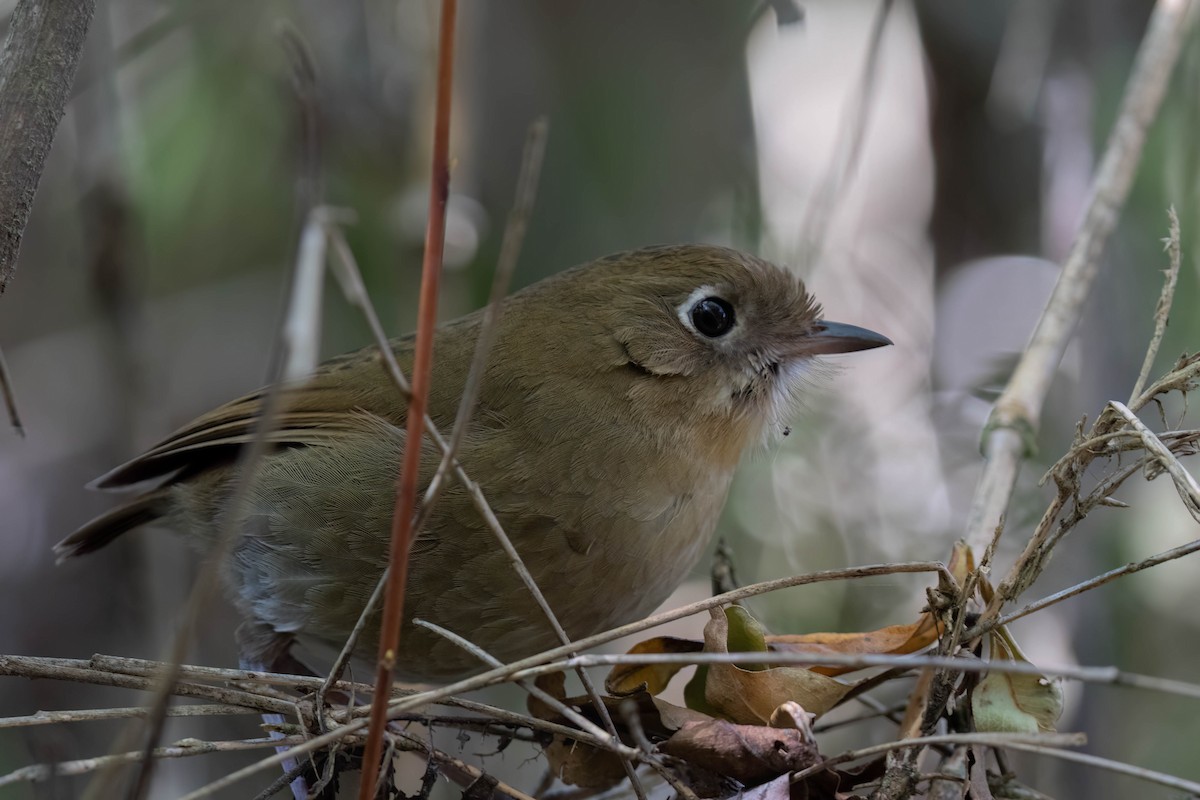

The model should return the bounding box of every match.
[359,1,458,795]
[12,651,600,746]
[813,701,908,734]
[0,0,97,293]
[976,535,1200,634]
[411,619,620,749]
[319,116,548,704]
[175,703,539,800]
[83,208,331,800]
[1129,207,1182,402]
[276,23,323,222]
[0,736,315,789]
[0,654,299,717]
[369,563,952,715]
[96,563,947,799]
[0,704,258,729]
[417,116,548,518]
[796,0,895,270]
[1108,400,1200,520]
[790,732,1086,781]
[422,749,539,800]
[0,343,22,435]
[279,206,329,385]
[1001,740,1200,797]
[963,0,1195,557]
[508,652,1200,702]
[980,401,1199,621]
[413,619,697,800]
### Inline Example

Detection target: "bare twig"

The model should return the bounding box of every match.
[791,732,1086,781]
[276,24,323,221]
[319,117,548,702]
[73,563,946,798]
[1129,207,1182,402]
[977,534,1200,634]
[983,417,1198,620]
[412,620,619,748]
[369,562,953,715]
[1000,740,1200,796]
[0,344,22,435]
[797,0,895,269]
[0,0,97,293]
[413,619,696,800]
[3,651,606,745]
[1108,401,1200,520]
[85,207,331,800]
[0,704,258,729]
[279,207,329,384]
[359,1,458,794]
[507,653,1200,702]
[963,0,1195,558]
[0,654,299,717]
[416,116,548,530]
[0,735,317,789]
[175,704,541,800]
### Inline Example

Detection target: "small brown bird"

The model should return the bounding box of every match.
[57,244,889,681]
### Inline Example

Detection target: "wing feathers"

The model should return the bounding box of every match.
[92,384,401,490]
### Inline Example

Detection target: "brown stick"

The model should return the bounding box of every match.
[358,0,458,795]
[0,0,97,293]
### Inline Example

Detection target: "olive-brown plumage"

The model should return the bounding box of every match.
[57,245,889,680]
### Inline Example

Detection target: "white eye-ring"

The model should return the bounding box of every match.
[678,285,736,338]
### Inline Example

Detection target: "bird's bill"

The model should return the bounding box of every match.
[799,320,893,355]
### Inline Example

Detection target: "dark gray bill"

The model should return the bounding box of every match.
[802,320,893,355]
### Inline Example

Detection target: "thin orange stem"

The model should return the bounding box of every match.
[357,0,458,795]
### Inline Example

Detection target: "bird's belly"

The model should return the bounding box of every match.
[387,486,726,680]
[218,439,731,682]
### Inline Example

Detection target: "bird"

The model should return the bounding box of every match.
[56,244,890,682]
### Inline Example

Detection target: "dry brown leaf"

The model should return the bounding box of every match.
[766,542,975,677]
[528,670,568,720]
[526,673,713,789]
[701,606,854,723]
[541,737,629,790]
[766,620,938,677]
[525,672,624,789]
[605,636,704,696]
[896,666,935,740]
[661,717,820,787]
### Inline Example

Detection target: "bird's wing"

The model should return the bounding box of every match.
[92,354,410,490]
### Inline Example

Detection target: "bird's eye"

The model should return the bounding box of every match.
[690,297,736,337]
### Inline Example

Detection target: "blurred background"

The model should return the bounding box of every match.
[1,0,1199,797]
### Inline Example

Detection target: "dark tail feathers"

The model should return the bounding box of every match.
[54,489,169,562]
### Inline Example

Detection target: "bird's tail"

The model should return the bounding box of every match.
[54,489,170,562]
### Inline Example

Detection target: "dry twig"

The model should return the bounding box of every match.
[0,344,23,436]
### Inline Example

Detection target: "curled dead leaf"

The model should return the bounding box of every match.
[701,606,854,723]
[768,701,816,741]
[971,627,1063,733]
